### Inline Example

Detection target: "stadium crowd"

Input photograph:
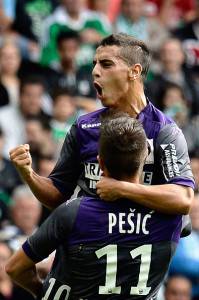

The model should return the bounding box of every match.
[0,0,199,299]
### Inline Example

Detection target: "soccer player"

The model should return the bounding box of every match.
[6,113,184,300]
[9,33,194,214]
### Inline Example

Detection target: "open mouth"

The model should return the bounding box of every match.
[94,82,103,97]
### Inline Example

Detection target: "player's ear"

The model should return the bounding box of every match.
[97,155,105,171]
[129,64,142,80]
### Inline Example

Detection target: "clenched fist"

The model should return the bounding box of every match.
[9,144,33,180]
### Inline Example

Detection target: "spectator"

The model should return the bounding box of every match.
[169,194,199,299]
[173,0,199,69]
[0,242,14,299]
[46,30,96,99]
[146,0,196,29]
[190,155,199,192]
[164,275,192,300]
[146,38,199,115]
[0,39,21,106]
[0,0,16,34]
[0,185,42,251]
[12,0,58,43]
[160,83,189,128]
[40,0,111,67]
[0,127,22,205]
[11,0,59,61]
[183,115,199,155]
[0,76,49,157]
[50,89,77,153]
[25,117,55,167]
[114,0,169,54]
[0,83,9,107]
[87,0,112,30]
[37,155,56,178]
[0,241,34,300]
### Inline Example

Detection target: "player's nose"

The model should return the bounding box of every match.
[92,63,101,78]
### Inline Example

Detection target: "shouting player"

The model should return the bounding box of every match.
[6,113,184,299]
[9,34,194,216]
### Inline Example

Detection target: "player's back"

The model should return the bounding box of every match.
[61,196,182,300]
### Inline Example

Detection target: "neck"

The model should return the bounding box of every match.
[62,61,76,73]
[164,65,182,75]
[123,81,147,117]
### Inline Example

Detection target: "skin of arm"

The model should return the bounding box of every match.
[5,249,43,299]
[96,177,194,215]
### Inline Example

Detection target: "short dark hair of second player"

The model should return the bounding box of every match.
[99,112,147,180]
[98,33,151,80]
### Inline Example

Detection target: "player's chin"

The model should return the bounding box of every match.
[100,97,115,108]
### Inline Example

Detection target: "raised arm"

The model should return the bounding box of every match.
[96,124,195,214]
[9,124,81,209]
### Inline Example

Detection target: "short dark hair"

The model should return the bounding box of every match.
[20,76,45,94]
[98,33,151,79]
[56,30,80,48]
[99,111,147,179]
[52,88,72,102]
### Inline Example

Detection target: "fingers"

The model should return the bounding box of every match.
[9,144,30,159]
[9,144,31,167]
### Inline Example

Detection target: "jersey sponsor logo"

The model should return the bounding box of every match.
[85,162,102,189]
[145,139,154,165]
[85,161,154,189]
[81,122,101,129]
[142,172,153,185]
[108,209,153,235]
[160,143,180,180]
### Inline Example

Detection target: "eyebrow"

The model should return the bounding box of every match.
[93,58,115,65]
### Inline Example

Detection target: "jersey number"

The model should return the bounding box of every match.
[41,278,71,300]
[95,244,152,296]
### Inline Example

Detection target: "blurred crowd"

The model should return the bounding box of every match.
[0,0,199,299]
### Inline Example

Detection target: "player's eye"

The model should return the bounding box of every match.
[102,62,112,68]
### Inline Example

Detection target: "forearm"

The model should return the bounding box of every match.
[24,170,64,209]
[118,182,193,214]
[12,267,42,299]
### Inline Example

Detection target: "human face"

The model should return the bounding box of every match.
[122,0,144,22]
[161,40,185,71]
[58,39,79,67]
[12,197,41,235]
[20,83,43,116]
[0,43,21,75]
[165,277,191,300]
[92,46,131,109]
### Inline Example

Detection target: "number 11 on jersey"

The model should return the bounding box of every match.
[95,244,152,296]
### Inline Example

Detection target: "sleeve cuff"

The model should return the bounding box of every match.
[22,240,46,263]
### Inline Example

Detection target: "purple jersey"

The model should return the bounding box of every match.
[23,195,182,299]
[49,101,194,197]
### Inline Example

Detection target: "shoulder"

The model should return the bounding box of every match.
[76,107,107,128]
[44,6,64,26]
[53,197,82,227]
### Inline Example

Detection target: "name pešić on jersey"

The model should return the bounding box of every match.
[22,195,182,300]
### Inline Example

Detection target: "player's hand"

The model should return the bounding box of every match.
[9,144,33,179]
[96,176,121,201]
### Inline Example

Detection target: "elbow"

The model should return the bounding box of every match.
[5,261,18,280]
[179,188,194,215]
[5,262,14,277]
